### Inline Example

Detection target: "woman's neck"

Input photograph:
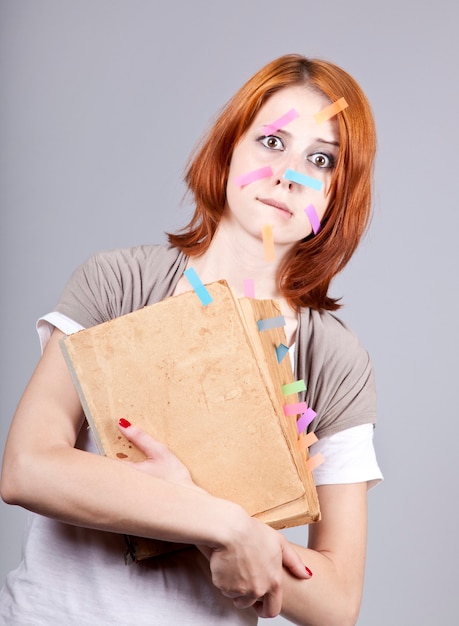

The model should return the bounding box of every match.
[173,222,299,345]
[185,221,292,300]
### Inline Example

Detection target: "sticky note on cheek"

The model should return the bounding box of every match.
[234,166,273,188]
[304,204,321,235]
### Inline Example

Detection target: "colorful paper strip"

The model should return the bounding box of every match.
[234,166,273,188]
[304,204,321,235]
[183,268,213,306]
[314,97,348,124]
[262,223,275,262]
[243,279,255,298]
[257,315,286,332]
[275,343,289,363]
[284,168,323,191]
[298,431,318,452]
[282,379,306,396]
[283,401,308,417]
[305,452,325,472]
[296,408,317,433]
[262,108,299,136]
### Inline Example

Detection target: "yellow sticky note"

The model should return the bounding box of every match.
[262,224,275,262]
[305,452,325,472]
[314,97,348,124]
[298,431,318,453]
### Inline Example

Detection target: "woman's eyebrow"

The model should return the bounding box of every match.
[260,127,340,147]
[316,138,340,147]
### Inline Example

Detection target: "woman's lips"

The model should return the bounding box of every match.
[258,197,293,220]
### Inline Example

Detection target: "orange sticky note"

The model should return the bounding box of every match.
[298,431,318,453]
[262,224,275,262]
[314,97,348,124]
[305,452,325,472]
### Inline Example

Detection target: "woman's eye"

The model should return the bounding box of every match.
[309,152,334,169]
[260,135,284,150]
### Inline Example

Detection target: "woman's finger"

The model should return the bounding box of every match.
[117,418,167,459]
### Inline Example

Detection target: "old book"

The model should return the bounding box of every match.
[60,280,320,560]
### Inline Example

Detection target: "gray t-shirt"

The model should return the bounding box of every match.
[56,243,376,439]
[0,243,377,625]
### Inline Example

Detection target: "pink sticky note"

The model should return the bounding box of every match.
[304,204,321,235]
[243,279,255,298]
[296,408,317,433]
[234,166,273,188]
[305,452,325,472]
[262,108,299,135]
[314,97,348,124]
[283,401,308,417]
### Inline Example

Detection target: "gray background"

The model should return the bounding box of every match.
[1,1,457,624]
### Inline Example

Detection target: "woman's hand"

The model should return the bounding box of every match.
[117,419,199,489]
[207,518,312,618]
[116,419,312,617]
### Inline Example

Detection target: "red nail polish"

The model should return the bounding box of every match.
[305,566,313,577]
[119,418,131,428]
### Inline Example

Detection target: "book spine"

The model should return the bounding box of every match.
[59,336,107,457]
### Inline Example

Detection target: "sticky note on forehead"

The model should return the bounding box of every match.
[262,108,299,136]
[314,97,348,124]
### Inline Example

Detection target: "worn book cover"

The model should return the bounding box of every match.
[60,280,320,560]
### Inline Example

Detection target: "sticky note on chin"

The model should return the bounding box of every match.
[262,224,275,262]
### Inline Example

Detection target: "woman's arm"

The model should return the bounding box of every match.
[109,415,368,625]
[120,426,367,626]
[0,328,309,617]
[280,482,368,626]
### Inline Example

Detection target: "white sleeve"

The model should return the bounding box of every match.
[310,423,383,490]
[36,312,85,353]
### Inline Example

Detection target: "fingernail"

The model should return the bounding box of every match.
[119,418,131,428]
[305,566,313,577]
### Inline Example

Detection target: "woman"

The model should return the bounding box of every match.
[0,54,382,625]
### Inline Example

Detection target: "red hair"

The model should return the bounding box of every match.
[168,54,376,310]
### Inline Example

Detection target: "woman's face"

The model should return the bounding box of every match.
[225,85,339,248]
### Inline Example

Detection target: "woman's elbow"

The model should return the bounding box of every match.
[1,450,35,507]
[336,594,362,626]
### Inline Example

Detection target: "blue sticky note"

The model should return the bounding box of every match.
[275,343,289,363]
[183,268,213,306]
[257,315,286,331]
[284,168,323,191]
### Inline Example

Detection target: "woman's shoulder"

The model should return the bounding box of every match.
[56,243,186,327]
[87,242,182,270]
[299,307,367,360]
[297,308,376,438]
